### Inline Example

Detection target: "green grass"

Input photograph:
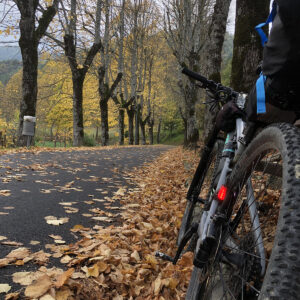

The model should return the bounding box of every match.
[160,132,184,146]
[34,140,73,148]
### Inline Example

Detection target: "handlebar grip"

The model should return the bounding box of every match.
[182,67,209,84]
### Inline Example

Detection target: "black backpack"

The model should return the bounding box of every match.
[245,0,300,124]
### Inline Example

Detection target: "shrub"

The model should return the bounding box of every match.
[83,134,96,147]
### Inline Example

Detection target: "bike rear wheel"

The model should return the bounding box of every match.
[186,123,300,299]
[177,139,224,247]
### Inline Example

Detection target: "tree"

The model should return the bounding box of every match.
[98,0,122,146]
[1,70,22,125]
[202,0,231,140]
[164,0,209,147]
[63,0,102,146]
[36,59,73,141]
[111,0,135,145]
[231,0,270,92]
[14,0,59,145]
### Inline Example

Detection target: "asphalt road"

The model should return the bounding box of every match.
[0,145,172,295]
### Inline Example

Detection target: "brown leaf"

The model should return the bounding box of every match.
[40,294,55,300]
[1,241,23,246]
[0,258,14,268]
[60,255,73,264]
[32,250,51,265]
[49,234,63,240]
[86,264,99,278]
[0,190,11,196]
[55,268,74,288]
[4,292,19,300]
[153,277,162,296]
[24,274,52,298]
[56,287,73,300]
[12,271,42,286]
[130,250,140,262]
[6,247,30,260]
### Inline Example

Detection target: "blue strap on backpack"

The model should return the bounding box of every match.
[255,1,277,114]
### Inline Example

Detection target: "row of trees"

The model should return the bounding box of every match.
[0,0,270,148]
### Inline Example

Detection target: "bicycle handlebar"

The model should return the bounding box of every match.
[182,67,239,101]
[182,68,212,86]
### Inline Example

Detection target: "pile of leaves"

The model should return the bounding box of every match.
[2,147,199,300]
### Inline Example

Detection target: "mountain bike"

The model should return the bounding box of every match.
[155,68,300,299]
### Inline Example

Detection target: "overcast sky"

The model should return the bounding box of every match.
[227,0,236,35]
[0,0,237,47]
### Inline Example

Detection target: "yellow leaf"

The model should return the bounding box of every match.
[56,287,73,300]
[86,264,99,277]
[154,277,162,296]
[145,254,158,268]
[0,284,11,294]
[168,278,179,290]
[97,261,108,273]
[40,294,55,300]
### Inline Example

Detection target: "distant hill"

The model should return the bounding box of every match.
[222,33,233,65]
[0,46,22,61]
[0,60,22,85]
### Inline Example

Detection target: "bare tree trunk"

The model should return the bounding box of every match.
[157,119,162,144]
[100,97,109,146]
[118,109,125,145]
[164,0,208,148]
[179,106,188,145]
[72,74,84,146]
[134,103,140,145]
[16,0,58,145]
[185,90,199,147]
[140,121,146,145]
[140,113,150,145]
[18,40,38,146]
[203,0,231,141]
[98,0,122,146]
[64,33,101,146]
[127,107,135,145]
[231,0,270,92]
[95,126,99,141]
[148,122,154,144]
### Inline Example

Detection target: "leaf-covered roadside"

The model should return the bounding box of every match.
[57,147,198,299]
[3,147,199,300]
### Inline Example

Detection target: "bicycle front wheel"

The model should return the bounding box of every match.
[186,123,300,299]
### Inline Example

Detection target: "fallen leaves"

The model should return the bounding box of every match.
[0,248,30,268]
[44,216,69,226]
[24,274,52,298]
[55,268,74,288]
[0,146,197,299]
[0,283,11,294]
[0,190,11,196]
[47,147,196,299]
[0,241,23,246]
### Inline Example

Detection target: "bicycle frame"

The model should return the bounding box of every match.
[197,115,266,276]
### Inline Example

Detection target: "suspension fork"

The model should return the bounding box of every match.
[246,178,266,276]
[198,129,236,243]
